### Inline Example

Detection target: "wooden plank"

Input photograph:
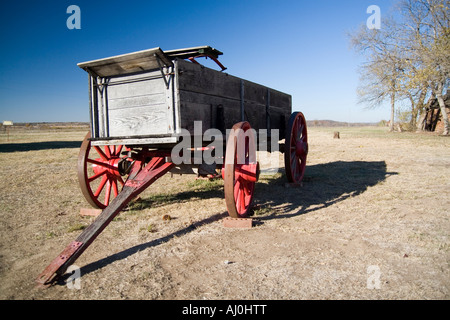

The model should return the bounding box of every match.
[179,101,212,133]
[108,93,166,110]
[269,88,291,114]
[178,91,285,133]
[176,59,291,133]
[80,208,102,217]
[78,47,173,77]
[178,90,282,133]
[244,103,267,131]
[108,104,170,136]
[91,66,175,139]
[91,136,177,146]
[106,71,166,100]
[177,59,241,101]
[222,217,253,228]
[176,59,290,110]
[86,55,292,143]
[178,91,243,134]
[165,46,223,59]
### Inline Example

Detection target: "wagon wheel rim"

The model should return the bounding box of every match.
[224,122,258,218]
[77,132,127,209]
[284,112,308,183]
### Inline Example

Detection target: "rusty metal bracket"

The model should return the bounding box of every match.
[36,241,83,288]
[188,54,227,71]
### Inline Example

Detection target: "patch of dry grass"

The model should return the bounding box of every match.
[0,126,448,299]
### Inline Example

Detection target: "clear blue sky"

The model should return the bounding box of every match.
[0,0,396,124]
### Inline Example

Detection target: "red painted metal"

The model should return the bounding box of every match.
[187,54,227,71]
[36,241,83,288]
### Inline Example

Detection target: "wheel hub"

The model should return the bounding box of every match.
[92,157,121,178]
[296,141,308,157]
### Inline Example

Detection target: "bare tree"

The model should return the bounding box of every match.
[400,0,450,134]
[350,18,406,131]
[407,85,428,128]
[350,0,449,134]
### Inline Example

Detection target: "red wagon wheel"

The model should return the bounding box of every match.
[78,132,129,209]
[284,112,308,183]
[223,122,259,218]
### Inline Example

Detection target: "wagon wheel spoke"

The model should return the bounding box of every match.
[112,179,119,197]
[86,158,116,170]
[234,177,240,196]
[295,158,302,180]
[297,124,304,141]
[117,176,125,186]
[104,181,112,206]
[93,146,108,161]
[115,145,123,157]
[104,146,112,158]
[235,178,247,213]
[290,151,297,173]
[235,186,243,213]
[88,169,107,182]
[94,175,108,197]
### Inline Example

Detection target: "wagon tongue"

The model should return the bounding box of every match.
[36,157,175,288]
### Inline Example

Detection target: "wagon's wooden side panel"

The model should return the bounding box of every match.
[175,59,291,138]
[85,57,292,146]
[106,71,173,137]
[176,90,241,133]
[89,68,177,145]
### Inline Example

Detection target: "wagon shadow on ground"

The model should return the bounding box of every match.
[0,141,82,152]
[61,211,228,286]
[253,160,397,220]
[61,160,396,284]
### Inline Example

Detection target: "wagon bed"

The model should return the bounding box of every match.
[77,46,291,146]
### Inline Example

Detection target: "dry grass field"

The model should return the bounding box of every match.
[0,125,448,300]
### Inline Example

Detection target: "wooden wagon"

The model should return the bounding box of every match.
[37,46,308,287]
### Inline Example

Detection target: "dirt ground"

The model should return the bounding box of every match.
[0,126,448,300]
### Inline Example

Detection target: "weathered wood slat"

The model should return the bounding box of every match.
[109,104,170,136]
[107,80,165,101]
[176,59,290,135]
[108,93,166,110]
[78,47,173,77]
[176,59,290,112]
[81,51,291,144]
